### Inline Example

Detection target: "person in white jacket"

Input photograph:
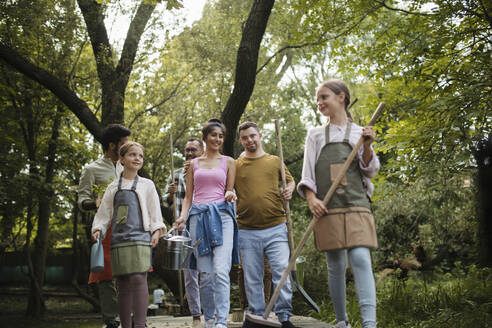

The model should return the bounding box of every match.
[297,80,379,328]
[92,141,165,328]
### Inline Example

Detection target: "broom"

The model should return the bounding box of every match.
[244,102,385,327]
[274,119,319,312]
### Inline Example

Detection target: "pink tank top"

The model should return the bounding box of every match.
[193,156,227,204]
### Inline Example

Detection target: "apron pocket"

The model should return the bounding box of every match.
[313,213,345,251]
[346,211,378,250]
[330,163,348,186]
[115,205,128,225]
[111,242,151,276]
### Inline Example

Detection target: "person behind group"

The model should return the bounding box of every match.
[297,79,379,328]
[78,123,131,328]
[174,118,238,328]
[163,137,212,327]
[235,122,296,328]
[92,142,166,328]
[153,284,165,308]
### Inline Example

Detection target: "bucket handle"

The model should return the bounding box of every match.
[166,227,190,238]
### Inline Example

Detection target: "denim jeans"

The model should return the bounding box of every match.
[239,223,293,323]
[326,247,376,328]
[184,269,200,317]
[190,211,234,326]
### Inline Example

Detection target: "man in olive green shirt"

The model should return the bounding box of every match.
[235,122,296,328]
[78,124,130,328]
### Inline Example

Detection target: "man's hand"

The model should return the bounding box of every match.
[281,185,294,200]
[82,199,97,211]
[167,182,176,202]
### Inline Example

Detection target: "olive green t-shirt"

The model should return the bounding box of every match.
[235,153,294,230]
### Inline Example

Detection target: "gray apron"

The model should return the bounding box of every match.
[110,175,151,276]
[313,123,378,251]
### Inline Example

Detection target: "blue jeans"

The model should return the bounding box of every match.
[239,223,293,323]
[190,211,234,326]
[326,247,376,328]
[184,269,202,317]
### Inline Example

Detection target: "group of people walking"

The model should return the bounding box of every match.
[78,79,379,328]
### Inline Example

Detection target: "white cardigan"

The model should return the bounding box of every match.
[92,176,165,237]
[297,122,380,199]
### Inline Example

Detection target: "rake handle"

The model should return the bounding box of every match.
[274,120,296,261]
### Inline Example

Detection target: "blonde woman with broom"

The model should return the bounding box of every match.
[297,80,379,328]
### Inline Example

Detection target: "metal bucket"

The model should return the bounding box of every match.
[161,228,196,270]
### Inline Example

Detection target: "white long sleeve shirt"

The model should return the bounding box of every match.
[297,123,380,199]
[92,176,165,237]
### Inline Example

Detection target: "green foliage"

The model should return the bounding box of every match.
[312,265,492,327]
[372,173,478,268]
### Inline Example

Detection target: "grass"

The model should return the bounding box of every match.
[0,283,101,328]
[311,264,492,328]
[0,295,101,328]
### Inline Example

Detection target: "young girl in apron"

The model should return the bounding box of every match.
[92,142,166,328]
[297,80,379,328]
[175,119,238,328]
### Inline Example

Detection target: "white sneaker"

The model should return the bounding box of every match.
[215,324,227,328]
[204,319,215,328]
[334,321,351,328]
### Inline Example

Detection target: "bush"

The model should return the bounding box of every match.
[312,264,492,328]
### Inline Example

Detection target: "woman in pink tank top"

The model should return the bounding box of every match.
[175,119,238,328]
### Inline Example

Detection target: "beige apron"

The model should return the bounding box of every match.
[313,123,378,251]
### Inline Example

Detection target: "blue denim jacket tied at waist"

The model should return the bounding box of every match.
[186,201,239,268]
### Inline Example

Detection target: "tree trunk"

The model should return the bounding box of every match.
[0,0,158,139]
[221,0,275,156]
[475,134,492,266]
[70,201,101,311]
[26,106,62,316]
[77,0,157,125]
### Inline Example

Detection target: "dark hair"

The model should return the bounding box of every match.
[202,118,226,141]
[318,79,353,120]
[238,121,259,134]
[186,137,204,149]
[101,124,131,152]
[119,141,144,158]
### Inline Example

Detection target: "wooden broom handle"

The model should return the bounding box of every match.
[275,120,296,264]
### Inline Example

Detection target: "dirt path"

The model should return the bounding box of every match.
[146,314,333,328]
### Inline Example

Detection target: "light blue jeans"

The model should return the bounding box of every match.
[239,223,293,323]
[184,269,203,317]
[189,211,234,326]
[326,247,376,328]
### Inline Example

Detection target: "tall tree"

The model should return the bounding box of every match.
[0,0,172,140]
